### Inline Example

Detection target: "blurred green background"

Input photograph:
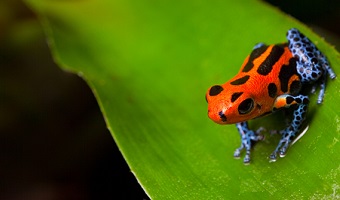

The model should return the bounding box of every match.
[0,0,339,199]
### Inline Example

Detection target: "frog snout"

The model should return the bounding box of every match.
[208,109,228,124]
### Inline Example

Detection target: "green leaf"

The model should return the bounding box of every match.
[25,0,340,199]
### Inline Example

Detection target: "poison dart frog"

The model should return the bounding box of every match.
[205,28,336,164]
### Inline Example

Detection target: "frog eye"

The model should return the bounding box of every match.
[238,98,254,115]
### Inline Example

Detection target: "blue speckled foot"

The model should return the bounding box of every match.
[234,122,265,164]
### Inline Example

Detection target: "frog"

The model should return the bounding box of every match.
[205,28,336,164]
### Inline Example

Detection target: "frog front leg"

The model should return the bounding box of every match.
[234,122,265,164]
[269,94,309,162]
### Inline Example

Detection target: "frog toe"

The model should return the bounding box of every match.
[233,149,241,158]
[243,155,251,164]
[279,148,287,157]
[269,152,278,162]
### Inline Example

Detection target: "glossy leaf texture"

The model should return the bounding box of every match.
[25,0,340,199]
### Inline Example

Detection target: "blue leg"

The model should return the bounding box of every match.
[234,122,265,164]
[287,28,336,104]
[270,94,309,162]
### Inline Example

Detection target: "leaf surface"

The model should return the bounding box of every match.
[25,0,340,199]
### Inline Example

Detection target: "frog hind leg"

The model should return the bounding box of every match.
[286,28,336,104]
[270,94,309,162]
[234,122,265,164]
